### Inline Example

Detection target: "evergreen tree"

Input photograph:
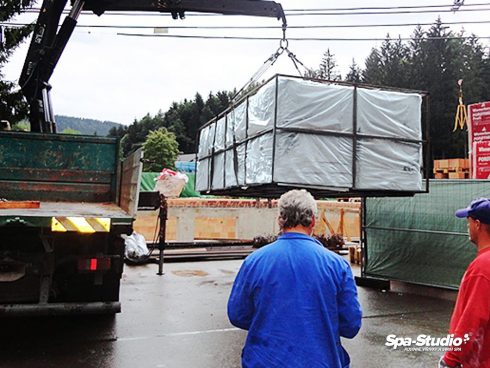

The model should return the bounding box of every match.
[361,19,490,161]
[116,90,233,158]
[0,0,35,123]
[345,59,362,83]
[482,55,490,101]
[362,49,384,85]
[363,35,410,87]
[412,20,464,159]
[318,49,341,80]
[108,124,127,139]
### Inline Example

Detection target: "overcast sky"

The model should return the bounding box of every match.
[3,0,490,125]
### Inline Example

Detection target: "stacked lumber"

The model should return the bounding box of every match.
[433,159,469,179]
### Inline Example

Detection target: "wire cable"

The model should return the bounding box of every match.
[115,33,490,41]
[19,4,490,17]
[4,19,490,30]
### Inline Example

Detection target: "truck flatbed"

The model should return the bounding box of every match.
[0,201,132,222]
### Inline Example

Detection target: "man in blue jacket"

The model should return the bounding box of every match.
[228,189,362,368]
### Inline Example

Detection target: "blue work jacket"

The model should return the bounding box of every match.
[228,232,362,368]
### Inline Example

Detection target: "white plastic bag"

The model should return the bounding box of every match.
[122,232,149,262]
[154,168,189,198]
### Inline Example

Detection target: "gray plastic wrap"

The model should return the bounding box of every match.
[248,79,275,137]
[246,133,273,184]
[225,146,245,187]
[197,126,209,159]
[196,75,425,195]
[357,139,423,191]
[226,102,247,146]
[276,77,354,132]
[215,117,226,151]
[197,123,216,159]
[274,132,353,188]
[196,158,209,191]
[212,153,225,190]
[357,88,422,140]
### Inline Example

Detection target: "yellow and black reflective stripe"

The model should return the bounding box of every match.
[51,217,111,233]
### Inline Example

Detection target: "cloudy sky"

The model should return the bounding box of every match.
[4,0,490,125]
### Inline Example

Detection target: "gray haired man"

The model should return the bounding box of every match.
[228,189,362,368]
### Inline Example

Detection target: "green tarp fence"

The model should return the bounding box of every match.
[365,180,490,289]
[140,172,200,198]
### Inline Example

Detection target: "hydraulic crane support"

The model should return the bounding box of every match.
[19,0,286,133]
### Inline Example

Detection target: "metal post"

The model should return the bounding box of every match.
[271,75,279,184]
[352,85,358,190]
[360,197,367,277]
[157,194,168,276]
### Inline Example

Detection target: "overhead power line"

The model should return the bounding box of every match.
[19,4,490,17]
[116,33,490,41]
[284,8,490,16]
[286,2,477,11]
[3,19,490,30]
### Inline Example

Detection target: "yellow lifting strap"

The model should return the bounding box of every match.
[453,79,468,131]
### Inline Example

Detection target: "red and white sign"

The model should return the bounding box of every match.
[468,102,490,179]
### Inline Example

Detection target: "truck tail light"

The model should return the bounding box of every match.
[78,257,111,272]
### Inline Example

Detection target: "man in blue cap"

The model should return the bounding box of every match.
[440,198,490,368]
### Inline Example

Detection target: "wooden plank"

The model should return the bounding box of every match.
[448,158,469,170]
[0,201,40,209]
[434,159,449,169]
[448,172,469,179]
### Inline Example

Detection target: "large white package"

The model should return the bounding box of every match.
[224,145,245,187]
[356,139,423,191]
[211,152,225,189]
[274,132,353,188]
[196,75,426,196]
[357,88,422,140]
[248,79,276,137]
[276,78,354,132]
[246,133,273,184]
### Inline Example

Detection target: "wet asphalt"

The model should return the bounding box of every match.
[0,259,455,368]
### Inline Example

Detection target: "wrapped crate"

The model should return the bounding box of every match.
[196,75,428,198]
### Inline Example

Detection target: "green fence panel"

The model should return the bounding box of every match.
[365,180,490,289]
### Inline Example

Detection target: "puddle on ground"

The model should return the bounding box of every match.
[172,270,209,277]
[199,280,216,286]
[219,269,236,275]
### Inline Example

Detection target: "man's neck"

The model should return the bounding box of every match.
[283,226,312,236]
[477,243,490,253]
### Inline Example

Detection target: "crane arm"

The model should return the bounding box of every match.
[19,0,286,133]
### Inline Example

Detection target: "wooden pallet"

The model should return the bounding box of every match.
[348,246,362,265]
[433,167,470,173]
[434,170,469,179]
[433,158,470,179]
[434,158,469,171]
[448,172,470,179]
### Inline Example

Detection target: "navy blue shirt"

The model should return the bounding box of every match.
[228,232,362,368]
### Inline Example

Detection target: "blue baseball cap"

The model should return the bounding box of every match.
[455,198,490,224]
